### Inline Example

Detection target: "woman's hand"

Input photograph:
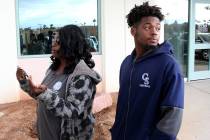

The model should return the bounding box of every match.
[28,76,47,96]
[16,67,28,81]
[16,67,47,96]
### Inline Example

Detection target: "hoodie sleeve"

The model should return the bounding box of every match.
[150,62,184,140]
[37,75,96,118]
[17,67,51,99]
[18,79,38,99]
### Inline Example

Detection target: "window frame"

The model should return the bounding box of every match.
[15,0,102,58]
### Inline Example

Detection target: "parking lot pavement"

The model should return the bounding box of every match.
[178,79,210,140]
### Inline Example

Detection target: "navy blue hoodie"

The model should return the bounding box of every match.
[111,41,184,140]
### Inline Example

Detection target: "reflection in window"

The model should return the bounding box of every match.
[17,0,99,56]
[195,3,210,44]
[194,49,209,71]
[161,0,189,77]
[195,34,210,43]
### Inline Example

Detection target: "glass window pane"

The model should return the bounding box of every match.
[195,3,210,44]
[18,0,99,56]
[161,0,189,77]
[194,49,209,71]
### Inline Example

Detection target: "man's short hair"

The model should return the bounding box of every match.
[126,1,164,27]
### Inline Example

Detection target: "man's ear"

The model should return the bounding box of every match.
[130,27,136,37]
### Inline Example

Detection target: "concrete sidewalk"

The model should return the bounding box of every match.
[178,79,210,140]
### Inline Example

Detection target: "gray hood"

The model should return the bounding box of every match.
[70,60,102,84]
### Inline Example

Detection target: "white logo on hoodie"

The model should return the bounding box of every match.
[139,73,150,88]
[53,81,62,91]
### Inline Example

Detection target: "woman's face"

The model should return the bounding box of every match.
[51,32,60,58]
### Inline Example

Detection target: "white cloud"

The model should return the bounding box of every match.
[158,0,188,24]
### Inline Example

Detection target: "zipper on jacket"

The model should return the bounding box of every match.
[123,61,135,140]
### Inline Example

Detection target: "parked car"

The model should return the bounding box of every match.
[195,33,210,60]
[89,36,98,45]
[86,38,97,52]
[174,32,209,61]
[89,36,99,50]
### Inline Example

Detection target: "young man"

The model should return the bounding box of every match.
[111,2,184,140]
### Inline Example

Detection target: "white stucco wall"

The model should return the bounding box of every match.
[0,0,19,104]
[101,0,126,93]
[101,0,164,93]
[0,0,164,104]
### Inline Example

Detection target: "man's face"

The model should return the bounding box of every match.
[132,16,161,47]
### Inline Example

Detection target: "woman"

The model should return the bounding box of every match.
[16,25,101,140]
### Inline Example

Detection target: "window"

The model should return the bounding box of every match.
[17,0,99,56]
[160,0,189,77]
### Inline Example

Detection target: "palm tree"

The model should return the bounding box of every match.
[93,19,96,26]
[43,24,47,29]
[50,24,54,29]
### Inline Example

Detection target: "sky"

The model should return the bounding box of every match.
[18,0,210,29]
[196,3,210,24]
[18,0,97,29]
[159,0,210,25]
[159,0,188,24]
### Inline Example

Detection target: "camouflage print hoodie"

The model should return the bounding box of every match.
[18,60,101,140]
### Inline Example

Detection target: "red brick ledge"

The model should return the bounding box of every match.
[20,90,113,114]
[92,93,113,114]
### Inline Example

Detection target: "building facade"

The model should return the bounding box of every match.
[0,0,210,104]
